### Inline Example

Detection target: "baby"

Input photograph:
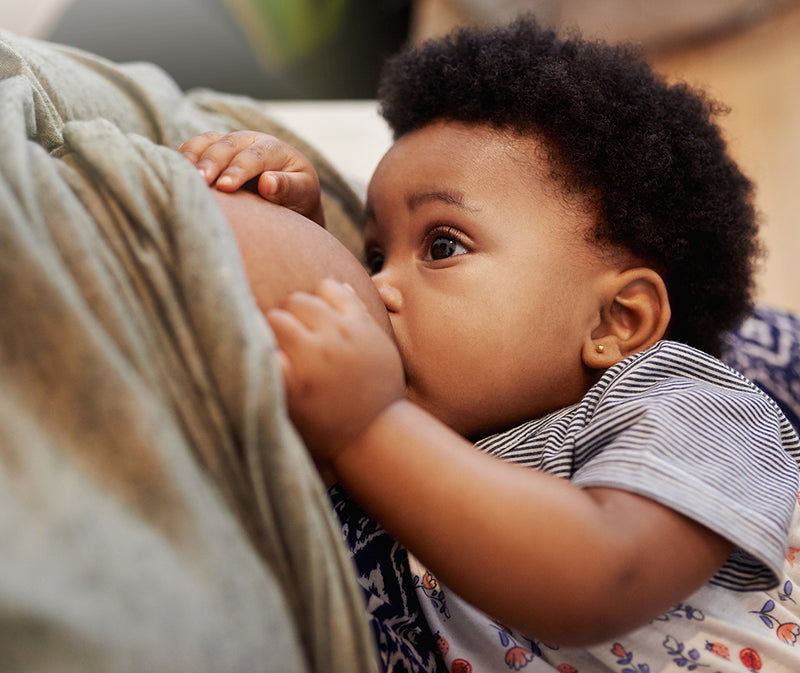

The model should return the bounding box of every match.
[180,17,800,673]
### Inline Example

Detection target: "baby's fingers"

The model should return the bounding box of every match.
[257,171,325,228]
[313,278,367,315]
[269,346,294,390]
[176,132,224,180]
[266,306,304,357]
[265,323,306,404]
[265,304,321,397]
[212,133,293,191]
[176,131,281,187]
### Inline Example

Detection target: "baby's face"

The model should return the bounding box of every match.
[364,121,622,437]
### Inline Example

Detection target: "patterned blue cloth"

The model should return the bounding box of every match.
[329,485,445,673]
[723,305,800,435]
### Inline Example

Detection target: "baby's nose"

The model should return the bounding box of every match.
[371,272,403,313]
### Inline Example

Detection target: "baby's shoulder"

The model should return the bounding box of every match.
[589,340,800,462]
[603,340,759,395]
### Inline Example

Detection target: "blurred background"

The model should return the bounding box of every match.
[1,0,798,312]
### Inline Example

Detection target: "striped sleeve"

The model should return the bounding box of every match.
[571,342,800,591]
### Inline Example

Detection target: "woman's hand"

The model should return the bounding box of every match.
[177,130,325,227]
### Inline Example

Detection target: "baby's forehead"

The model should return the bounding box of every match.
[368,120,557,191]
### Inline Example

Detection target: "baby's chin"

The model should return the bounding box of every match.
[408,391,529,441]
[403,386,480,438]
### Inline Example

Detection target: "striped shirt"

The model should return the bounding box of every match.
[411,340,800,672]
[475,340,800,589]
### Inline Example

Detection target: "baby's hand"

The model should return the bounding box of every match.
[266,279,405,462]
[177,130,325,227]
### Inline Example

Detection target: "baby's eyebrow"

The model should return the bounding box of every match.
[407,189,478,212]
[363,188,479,225]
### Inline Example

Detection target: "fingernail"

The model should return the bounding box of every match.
[217,175,233,187]
[263,174,278,193]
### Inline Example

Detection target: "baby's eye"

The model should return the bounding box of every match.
[366,250,384,275]
[427,235,467,261]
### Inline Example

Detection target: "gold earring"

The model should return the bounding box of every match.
[595,344,605,354]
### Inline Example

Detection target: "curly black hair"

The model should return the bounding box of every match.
[377,16,760,357]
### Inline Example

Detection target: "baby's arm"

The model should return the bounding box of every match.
[177,131,325,227]
[267,280,732,646]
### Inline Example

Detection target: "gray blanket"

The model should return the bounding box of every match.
[0,29,375,673]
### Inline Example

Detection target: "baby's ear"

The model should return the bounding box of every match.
[582,268,671,370]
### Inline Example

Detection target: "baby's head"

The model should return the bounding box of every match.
[376,15,759,358]
[364,16,759,438]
